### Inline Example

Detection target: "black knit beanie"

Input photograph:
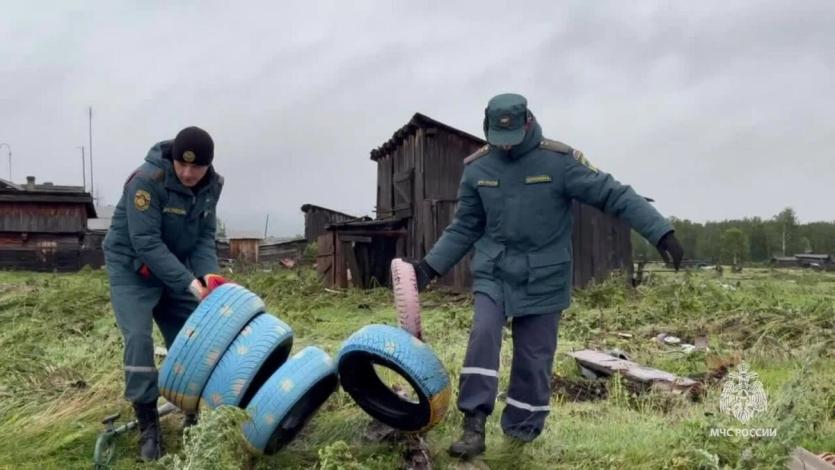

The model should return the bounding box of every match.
[172,126,214,165]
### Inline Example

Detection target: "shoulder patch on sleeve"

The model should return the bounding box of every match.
[463,145,490,165]
[134,189,151,211]
[539,138,572,154]
[571,149,598,173]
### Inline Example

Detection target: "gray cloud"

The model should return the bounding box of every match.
[1,0,833,237]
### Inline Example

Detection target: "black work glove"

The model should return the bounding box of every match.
[656,231,684,271]
[407,259,438,292]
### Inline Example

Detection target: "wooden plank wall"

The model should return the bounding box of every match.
[376,155,394,219]
[0,232,83,271]
[0,202,88,233]
[571,202,633,288]
[230,239,259,263]
[304,209,354,243]
[420,127,482,289]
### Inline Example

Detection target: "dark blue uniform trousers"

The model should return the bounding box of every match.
[458,293,560,441]
[107,262,197,404]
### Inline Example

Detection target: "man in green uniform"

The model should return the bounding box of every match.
[103,126,225,461]
[409,94,683,458]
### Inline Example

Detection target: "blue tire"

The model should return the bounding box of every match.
[337,324,450,432]
[243,346,338,454]
[159,284,265,412]
[200,313,293,409]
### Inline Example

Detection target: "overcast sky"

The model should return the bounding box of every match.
[1,1,833,236]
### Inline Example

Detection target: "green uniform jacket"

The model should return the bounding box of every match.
[424,121,672,316]
[103,140,224,293]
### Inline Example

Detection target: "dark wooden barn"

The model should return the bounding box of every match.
[318,113,634,290]
[300,204,363,243]
[0,176,98,271]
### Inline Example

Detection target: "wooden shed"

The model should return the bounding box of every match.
[320,113,634,289]
[0,176,97,271]
[300,204,363,243]
[228,234,261,263]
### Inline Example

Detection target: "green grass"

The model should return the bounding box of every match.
[0,266,832,469]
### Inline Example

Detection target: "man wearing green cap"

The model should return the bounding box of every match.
[409,94,683,458]
[103,126,226,461]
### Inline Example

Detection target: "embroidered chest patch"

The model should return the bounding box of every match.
[163,207,187,215]
[525,175,552,184]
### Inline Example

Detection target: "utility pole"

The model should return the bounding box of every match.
[77,146,86,191]
[264,214,270,239]
[0,143,11,181]
[782,223,786,256]
[88,107,94,201]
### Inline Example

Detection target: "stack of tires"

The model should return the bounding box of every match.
[158,278,450,456]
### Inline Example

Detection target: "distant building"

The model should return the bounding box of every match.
[0,176,100,271]
[769,254,833,269]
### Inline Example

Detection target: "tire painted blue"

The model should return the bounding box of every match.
[243,346,338,454]
[200,313,293,409]
[337,324,451,432]
[159,284,265,412]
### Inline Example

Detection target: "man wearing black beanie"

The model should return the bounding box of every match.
[103,126,225,461]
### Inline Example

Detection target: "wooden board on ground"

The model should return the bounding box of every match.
[788,447,835,470]
[568,349,700,393]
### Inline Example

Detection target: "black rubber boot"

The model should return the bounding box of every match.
[448,413,487,459]
[132,401,164,461]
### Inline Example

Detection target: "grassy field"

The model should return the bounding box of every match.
[0,265,833,469]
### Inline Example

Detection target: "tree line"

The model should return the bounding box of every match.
[632,208,835,264]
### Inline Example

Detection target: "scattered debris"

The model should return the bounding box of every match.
[655,333,681,345]
[70,379,87,389]
[279,258,296,269]
[688,356,736,386]
[365,415,432,469]
[551,375,609,401]
[606,348,631,361]
[694,335,709,351]
[568,349,700,397]
[616,332,633,339]
[579,365,604,380]
[680,344,696,354]
[363,420,398,443]
[788,447,835,469]
[404,434,432,470]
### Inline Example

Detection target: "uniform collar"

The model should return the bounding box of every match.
[507,121,543,159]
[493,120,543,160]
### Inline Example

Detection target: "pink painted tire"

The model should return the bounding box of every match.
[391,258,422,339]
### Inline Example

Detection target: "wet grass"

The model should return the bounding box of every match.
[0,266,832,469]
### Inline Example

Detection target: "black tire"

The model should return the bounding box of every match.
[337,324,450,432]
